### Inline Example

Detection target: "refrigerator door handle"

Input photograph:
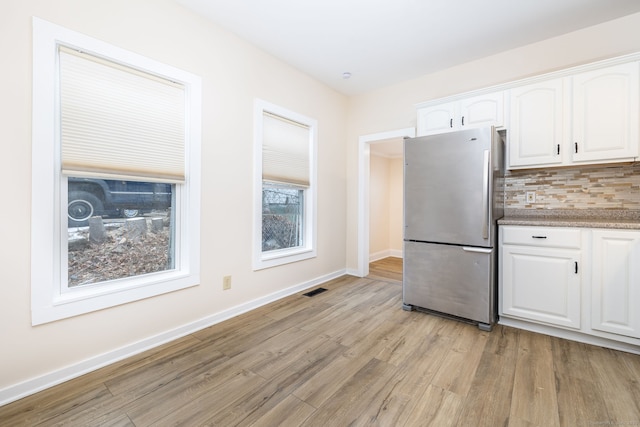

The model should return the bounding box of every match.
[481,149,490,240]
[462,246,493,254]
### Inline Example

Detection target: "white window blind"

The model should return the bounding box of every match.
[262,111,310,187]
[59,46,186,183]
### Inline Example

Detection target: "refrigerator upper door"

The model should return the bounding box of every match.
[404,127,497,248]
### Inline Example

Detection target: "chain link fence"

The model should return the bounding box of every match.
[262,187,303,251]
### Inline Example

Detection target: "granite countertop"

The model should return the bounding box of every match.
[498,209,640,230]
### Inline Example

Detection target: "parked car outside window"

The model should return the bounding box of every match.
[67,178,172,227]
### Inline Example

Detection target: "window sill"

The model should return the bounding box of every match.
[253,247,316,270]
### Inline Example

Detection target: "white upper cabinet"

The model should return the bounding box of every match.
[459,92,505,129]
[571,62,640,163]
[508,61,640,169]
[508,78,564,168]
[416,102,457,135]
[417,92,504,136]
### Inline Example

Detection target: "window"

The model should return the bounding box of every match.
[253,100,317,270]
[31,18,202,325]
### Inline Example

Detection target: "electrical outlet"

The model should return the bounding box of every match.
[223,275,232,290]
[525,191,536,203]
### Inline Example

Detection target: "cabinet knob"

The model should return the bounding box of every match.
[574,142,578,153]
[575,261,578,274]
[532,235,547,239]
[450,118,453,128]
[461,116,465,126]
[557,144,560,155]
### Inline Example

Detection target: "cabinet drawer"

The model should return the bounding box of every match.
[501,226,581,249]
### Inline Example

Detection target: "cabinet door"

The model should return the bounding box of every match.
[572,62,639,163]
[501,245,581,329]
[591,230,640,339]
[508,79,564,168]
[460,92,504,130]
[416,102,456,136]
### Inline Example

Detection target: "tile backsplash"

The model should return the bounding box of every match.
[504,162,640,210]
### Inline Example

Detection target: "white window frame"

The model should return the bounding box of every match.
[31,17,202,325]
[253,99,317,270]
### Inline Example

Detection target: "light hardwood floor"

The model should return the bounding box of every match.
[2,257,640,426]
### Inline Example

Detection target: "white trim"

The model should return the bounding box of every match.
[416,51,640,110]
[0,268,347,407]
[357,128,415,277]
[345,267,361,276]
[252,99,318,270]
[369,249,403,263]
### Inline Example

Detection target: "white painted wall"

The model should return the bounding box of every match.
[346,12,640,271]
[0,0,348,400]
[369,154,403,261]
[388,157,404,256]
[369,153,390,258]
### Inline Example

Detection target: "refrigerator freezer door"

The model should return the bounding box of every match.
[404,127,497,248]
[403,241,495,325]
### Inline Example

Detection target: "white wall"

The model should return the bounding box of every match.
[369,153,390,258]
[346,12,640,270]
[369,154,403,260]
[0,0,348,399]
[388,157,403,255]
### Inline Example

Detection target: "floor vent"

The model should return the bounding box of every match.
[303,287,328,297]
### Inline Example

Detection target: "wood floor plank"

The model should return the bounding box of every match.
[247,395,315,427]
[551,337,611,427]
[245,328,336,380]
[2,258,640,426]
[430,322,490,397]
[454,325,519,427]
[586,345,640,425]
[144,369,265,426]
[368,257,403,283]
[104,341,226,397]
[204,342,345,426]
[6,385,114,427]
[290,352,371,408]
[509,330,560,427]
[349,319,456,426]
[299,358,398,426]
[402,384,463,427]
[0,335,202,425]
[208,302,333,358]
[617,351,640,416]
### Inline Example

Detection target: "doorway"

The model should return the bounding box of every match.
[357,127,415,277]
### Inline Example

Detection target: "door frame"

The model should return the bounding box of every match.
[357,127,415,277]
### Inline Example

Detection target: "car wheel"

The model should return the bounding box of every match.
[122,209,140,218]
[68,191,103,227]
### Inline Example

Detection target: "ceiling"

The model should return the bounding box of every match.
[177,0,640,96]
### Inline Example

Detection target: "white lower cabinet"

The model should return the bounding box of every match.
[500,226,581,329]
[591,229,640,339]
[499,225,640,351]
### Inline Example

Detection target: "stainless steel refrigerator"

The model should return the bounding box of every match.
[402,126,504,331]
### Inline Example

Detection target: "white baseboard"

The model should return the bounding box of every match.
[345,268,362,277]
[369,249,403,262]
[389,249,403,259]
[0,269,347,407]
